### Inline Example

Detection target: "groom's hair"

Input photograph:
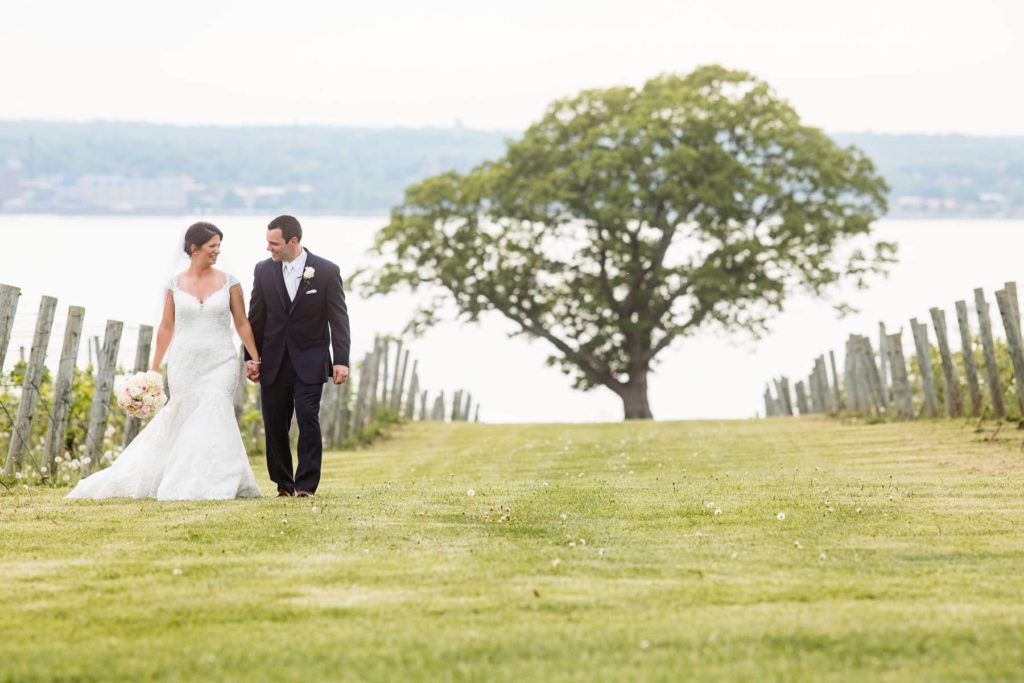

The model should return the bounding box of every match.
[268,215,302,243]
[183,222,223,256]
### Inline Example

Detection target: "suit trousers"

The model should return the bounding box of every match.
[261,352,325,493]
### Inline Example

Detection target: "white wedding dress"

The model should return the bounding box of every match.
[67,273,262,501]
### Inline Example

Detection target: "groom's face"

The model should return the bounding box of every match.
[266,228,301,262]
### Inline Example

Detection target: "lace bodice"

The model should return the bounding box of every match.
[168,272,239,351]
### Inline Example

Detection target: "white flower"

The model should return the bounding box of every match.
[598,548,606,556]
[62,473,70,482]
[776,512,786,521]
[559,513,568,521]
[714,508,722,516]
[640,640,650,650]
[551,558,561,568]
[14,471,22,480]
[303,266,315,281]
[466,489,475,497]
[81,457,91,466]
[819,552,828,561]
[172,568,182,576]
[793,540,803,549]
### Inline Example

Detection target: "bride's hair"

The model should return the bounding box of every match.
[183,222,224,256]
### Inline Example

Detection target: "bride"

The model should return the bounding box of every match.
[68,222,263,500]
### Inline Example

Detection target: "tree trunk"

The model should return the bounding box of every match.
[619,371,653,420]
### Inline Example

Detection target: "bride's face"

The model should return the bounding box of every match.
[192,235,221,266]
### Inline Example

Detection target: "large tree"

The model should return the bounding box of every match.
[363,65,894,419]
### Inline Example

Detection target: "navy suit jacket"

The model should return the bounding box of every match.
[247,249,351,385]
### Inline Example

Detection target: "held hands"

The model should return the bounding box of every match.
[245,360,261,383]
[332,365,349,385]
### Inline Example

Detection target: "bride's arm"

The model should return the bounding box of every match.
[229,284,260,362]
[150,290,175,371]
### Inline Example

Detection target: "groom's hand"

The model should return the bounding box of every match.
[332,365,349,385]
[245,360,261,383]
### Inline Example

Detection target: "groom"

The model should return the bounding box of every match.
[245,215,350,498]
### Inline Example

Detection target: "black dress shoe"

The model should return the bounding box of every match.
[296,489,314,498]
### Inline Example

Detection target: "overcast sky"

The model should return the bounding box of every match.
[3,0,1022,134]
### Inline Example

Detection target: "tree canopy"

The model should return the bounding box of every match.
[364,65,894,419]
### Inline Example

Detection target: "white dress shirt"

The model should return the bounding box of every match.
[281,249,308,302]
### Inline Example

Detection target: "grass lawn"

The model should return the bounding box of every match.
[2,417,1023,681]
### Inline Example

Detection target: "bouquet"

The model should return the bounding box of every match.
[116,370,167,419]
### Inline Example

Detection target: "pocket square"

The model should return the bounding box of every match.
[305,289,318,295]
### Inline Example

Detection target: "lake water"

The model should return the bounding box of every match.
[2,215,1022,423]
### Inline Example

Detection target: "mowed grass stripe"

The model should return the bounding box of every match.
[1,417,1023,681]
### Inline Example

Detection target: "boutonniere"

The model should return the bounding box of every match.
[303,267,315,281]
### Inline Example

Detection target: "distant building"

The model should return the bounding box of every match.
[57,175,194,213]
[0,167,19,201]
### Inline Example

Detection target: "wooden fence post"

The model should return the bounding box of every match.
[419,389,428,421]
[123,325,154,447]
[379,338,390,407]
[929,307,963,418]
[828,351,841,411]
[843,338,856,412]
[774,377,793,415]
[43,305,85,476]
[794,381,810,415]
[857,335,886,414]
[764,385,776,417]
[404,362,419,419]
[995,288,1024,419]
[885,331,915,419]
[3,296,57,476]
[82,320,123,475]
[864,335,888,411]
[878,322,889,404]
[910,318,939,418]
[351,351,373,438]
[451,390,462,421]
[319,379,338,449]
[1005,281,1022,340]
[817,356,834,412]
[955,300,983,418]
[974,288,1005,420]
[390,344,407,413]
[0,284,21,372]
